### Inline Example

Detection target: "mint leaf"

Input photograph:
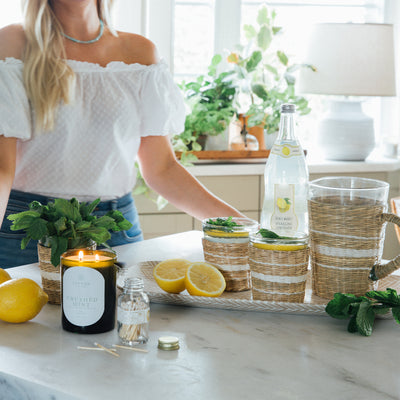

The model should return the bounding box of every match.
[94,216,117,230]
[366,288,400,306]
[54,217,67,234]
[392,307,400,324]
[325,293,361,319]
[54,198,81,222]
[356,301,375,336]
[347,315,358,333]
[26,218,48,240]
[21,236,31,250]
[75,221,92,230]
[51,236,68,267]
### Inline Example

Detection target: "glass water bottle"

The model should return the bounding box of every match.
[260,104,309,236]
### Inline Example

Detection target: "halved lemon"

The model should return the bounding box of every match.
[185,262,226,297]
[153,259,192,294]
[252,243,307,251]
[204,229,249,238]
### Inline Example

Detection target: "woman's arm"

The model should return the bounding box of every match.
[0,136,17,227]
[137,135,246,221]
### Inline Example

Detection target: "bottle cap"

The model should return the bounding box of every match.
[158,336,180,351]
[281,103,296,113]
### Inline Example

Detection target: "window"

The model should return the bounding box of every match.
[0,1,22,28]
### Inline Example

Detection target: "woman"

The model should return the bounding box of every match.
[0,0,243,268]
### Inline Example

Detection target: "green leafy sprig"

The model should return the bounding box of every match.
[257,228,292,240]
[8,198,133,267]
[325,288,400,336]
[205,216,243,232]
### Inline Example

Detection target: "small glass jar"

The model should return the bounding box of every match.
[249,233,309,303]
[117,278,149,345]
[202,217,259,292]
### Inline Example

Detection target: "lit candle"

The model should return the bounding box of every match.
[60,249,117,334]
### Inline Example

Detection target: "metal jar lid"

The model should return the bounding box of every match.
[158,336,180,351]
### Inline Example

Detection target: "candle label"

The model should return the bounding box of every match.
[63,267,105,326]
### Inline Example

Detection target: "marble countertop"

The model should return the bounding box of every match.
[1,231,400,400]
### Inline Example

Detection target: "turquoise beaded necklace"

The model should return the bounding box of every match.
[61,19,104,44]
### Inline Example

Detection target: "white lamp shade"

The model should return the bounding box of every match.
[298,23,396,97]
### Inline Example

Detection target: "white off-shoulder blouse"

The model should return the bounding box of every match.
[0,57,185,201]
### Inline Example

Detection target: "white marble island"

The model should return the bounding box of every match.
[1,231,400,400]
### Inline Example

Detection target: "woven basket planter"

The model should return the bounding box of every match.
[37,244,62,305]
[249,238,309,303]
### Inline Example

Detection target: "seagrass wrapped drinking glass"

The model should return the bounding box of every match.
[202,217,259,292]
[308,177,400,299]
[249,233,309,302]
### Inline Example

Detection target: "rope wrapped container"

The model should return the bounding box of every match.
[202,238,251,291]
[37,244,62,305]
[308,196,385,298]
[249,235,309,303]
[202,217,259,292]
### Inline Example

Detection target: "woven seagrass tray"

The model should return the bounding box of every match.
[117,261,400,318]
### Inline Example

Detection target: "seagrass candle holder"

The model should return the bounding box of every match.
[202,217,259,292]
[249,233,309,303]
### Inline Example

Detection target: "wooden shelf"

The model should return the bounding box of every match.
[175,150,270,160]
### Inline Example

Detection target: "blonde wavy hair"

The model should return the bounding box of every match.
[22,0,115,132]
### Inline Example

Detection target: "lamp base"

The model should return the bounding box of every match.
[318,100,375,161]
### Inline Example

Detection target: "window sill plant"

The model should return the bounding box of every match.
[227,5,314,144]
[172,54,237,154]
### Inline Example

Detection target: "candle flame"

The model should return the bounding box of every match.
[78,251,84,261]
[95,254,99,262]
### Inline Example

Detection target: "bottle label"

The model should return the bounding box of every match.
[271,184,298,232]
[271,144,302,158]
[63,267,105,327]
[118,308,149,325]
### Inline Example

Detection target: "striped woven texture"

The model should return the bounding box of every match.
[249,245,309,303]
[308,196,393,298]
[202,238,251,292]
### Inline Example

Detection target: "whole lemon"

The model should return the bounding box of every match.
[0,268,11,284]
[0,278,48,323]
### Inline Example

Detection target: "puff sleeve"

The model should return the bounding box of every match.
[0,58,32,141]
[139,60,186,137]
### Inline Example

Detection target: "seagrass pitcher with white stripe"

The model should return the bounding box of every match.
[308,177,400,299]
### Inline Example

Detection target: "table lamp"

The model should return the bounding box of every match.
[298,23,396,161]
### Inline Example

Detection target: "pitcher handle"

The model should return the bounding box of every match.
[369,213,400,281]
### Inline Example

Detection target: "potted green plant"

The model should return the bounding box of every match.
[173,54,237,153]
[227,5,314,148]
[8,197,132,304]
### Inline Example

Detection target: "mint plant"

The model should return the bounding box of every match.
[8,198,132,267]
[325,288,400,336]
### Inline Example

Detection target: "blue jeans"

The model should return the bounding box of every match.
[0,190,143,269]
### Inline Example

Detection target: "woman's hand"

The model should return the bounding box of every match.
[137,135,245,220]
